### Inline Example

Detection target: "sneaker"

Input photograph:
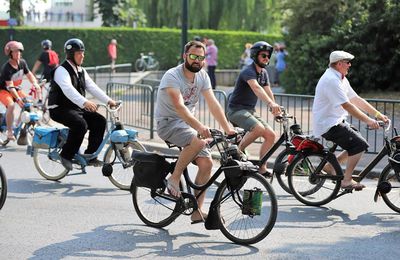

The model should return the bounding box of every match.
[60,156,73,171]
[88,158,103,167]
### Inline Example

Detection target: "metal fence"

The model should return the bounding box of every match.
[86,63,133,89]
[106,82,400,154]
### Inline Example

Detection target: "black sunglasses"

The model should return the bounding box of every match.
[259,53,270,59]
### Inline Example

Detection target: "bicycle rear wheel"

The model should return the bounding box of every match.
[131,178,181,228]
[216,172,277,245]
[380,164,400,213]
[288,153,341,206]
[33,148,69,180]
[134,59,146,72]
[103,141,146,190]
[273,148,292,194]
[0,166,7,210]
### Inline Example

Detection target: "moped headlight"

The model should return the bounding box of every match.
[21,111,31,123]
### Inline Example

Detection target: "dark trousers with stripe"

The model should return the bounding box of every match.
[50,108,106,160]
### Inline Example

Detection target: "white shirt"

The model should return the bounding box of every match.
[53,60,110,108]
[312,67,358,137]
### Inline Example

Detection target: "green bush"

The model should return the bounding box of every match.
[0,27,281,70]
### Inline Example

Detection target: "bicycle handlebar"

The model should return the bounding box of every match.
[274,106,294,122]
[366,119,391,132]
[97,100,123,113]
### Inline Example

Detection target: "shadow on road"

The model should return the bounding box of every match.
[30,224,259,259]
[7,178,125,198]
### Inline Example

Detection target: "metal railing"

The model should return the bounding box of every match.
[85,63,133,89]
[106,82,400,153]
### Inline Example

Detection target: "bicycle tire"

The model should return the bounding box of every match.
[287,152,341,206]
[134,59,146,72]
[273,149,292,194]
[216,172,277,245]
[131,177,182,228]
[151,61,159,71]
[380,164,400,213]
[103,141,146,190]
[0,165,7,210]
[33,148,69,180]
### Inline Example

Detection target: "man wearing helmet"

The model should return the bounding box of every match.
[0,41,41,142]
[31,39,60,82]
[227,41,282,176]
[47,38,117,171]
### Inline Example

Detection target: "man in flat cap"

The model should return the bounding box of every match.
[312,50,389,190]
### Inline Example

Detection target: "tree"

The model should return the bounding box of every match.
[115,0,147,27]
[9,0,24,25]
[95,0,124,27]
[281,0,400,94]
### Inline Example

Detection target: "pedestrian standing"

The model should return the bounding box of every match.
[107,39,117,73]
[205,39,218,89]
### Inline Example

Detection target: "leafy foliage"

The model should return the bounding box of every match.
[282,0,400,94]
[0,27,281,70]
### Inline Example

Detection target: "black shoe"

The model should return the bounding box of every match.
[88,158,103,167]
[260,171,273,178]
[60,156,73,171]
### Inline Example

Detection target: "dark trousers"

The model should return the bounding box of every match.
[50,108,107,160]
[207,66,217,89]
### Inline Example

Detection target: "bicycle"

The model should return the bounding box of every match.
[229,107,304,194]
[0,100,41,147]
[286,120,400,213]
[29,101,146,190]
[0,153,7,211]
[134,52,160,72]
[130,129,278,245]
[28,79,51,124]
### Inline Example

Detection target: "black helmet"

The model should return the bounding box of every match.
[41,39,52,50]
[250,41,273,63]
[64,38,85,61]
[193,35,201,41]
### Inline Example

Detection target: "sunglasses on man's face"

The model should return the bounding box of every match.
[259,53,270,59]
[188,54,206,61]
[341,60,351,64]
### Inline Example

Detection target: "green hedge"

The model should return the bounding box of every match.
[0,27,281,70]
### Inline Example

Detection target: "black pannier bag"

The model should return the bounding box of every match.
[131,151,172,189]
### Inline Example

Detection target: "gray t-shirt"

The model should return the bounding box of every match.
[155,64,211,120]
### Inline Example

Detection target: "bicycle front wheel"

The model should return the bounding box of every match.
[273,148,292,194]
[33,148,69,180]
[151,61,159,71]
[134,59,146,72]
[131,178,181,228]
[380,164,400,213]
[288,152,341,206]
[216,172,277,245]
[103,141,146,190]
[0,166,7,210]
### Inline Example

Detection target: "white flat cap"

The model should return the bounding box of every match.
[329,50,354,64]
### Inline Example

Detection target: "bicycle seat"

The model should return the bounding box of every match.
[164,140,181,150]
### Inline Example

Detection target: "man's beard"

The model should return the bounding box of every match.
[184,60,202,73]
[256,60,268,68]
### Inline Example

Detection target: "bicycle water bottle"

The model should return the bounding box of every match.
[242,188,262,216]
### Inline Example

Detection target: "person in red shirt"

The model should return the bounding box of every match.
[107,39,117,73]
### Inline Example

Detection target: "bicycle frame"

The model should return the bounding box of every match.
[157,130,258,206]
[70,103,134,168]
[249,108,300,168]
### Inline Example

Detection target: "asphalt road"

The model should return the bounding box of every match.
[1,144,400,260]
